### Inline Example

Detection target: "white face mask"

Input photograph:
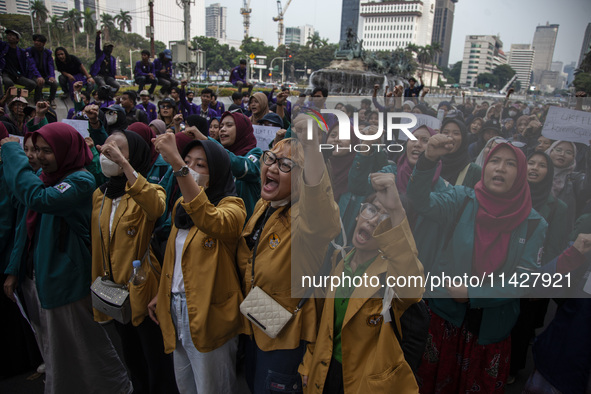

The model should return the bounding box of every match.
[105,112,118,125]
[508,111,517,117]
[189,168,209,189]
[100,154,123,177]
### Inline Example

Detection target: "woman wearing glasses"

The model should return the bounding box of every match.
[157,98,178,130]
[299,172,424,393]
[408,135,546,393]
[237,115,341,394]
[545,140,590,232]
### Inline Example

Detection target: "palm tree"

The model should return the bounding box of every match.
[426,42,443,87]
[82,7,96,54]
[30,0,49,34]
[100,13,116,42]
[63,9,82,52]
[306,32,323,49]
[114,10,132,33]
[47,15,64,47]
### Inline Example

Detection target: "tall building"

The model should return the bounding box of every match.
[531,22,559,83]
[564,61,576,85]
[340,0,361,44]
[508,44,535,91]
[578,23,591,68]
[359,0,436,52]
[285,24,315,46]
[459,34,504,86]
[0,0,76,17]
[431,0,457,68]
[206,3,227,40]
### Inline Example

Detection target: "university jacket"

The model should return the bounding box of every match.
[156,190,247,353]
[299,218,424,393]
[153,58,173,79]
[2,142,96,309]
[0,41,38,78]
[91,174,166,326]
[134,60,155,78]
[90,35,116,77]
[237,170,341,351]
[25,47,55,79]
[406,161,547,345]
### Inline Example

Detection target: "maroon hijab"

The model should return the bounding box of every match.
[175,132,194,155]
[220,111,257,156]
[0,122,8,140]
[128,122,159,167]
[396,125,441,195]
[473,143,532,276]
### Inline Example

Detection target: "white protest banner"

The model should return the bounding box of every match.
[253,125,280,150]
[61,119,90,139]
[8,134,24,147]
[541,106,591,146]
[397,114,441,141]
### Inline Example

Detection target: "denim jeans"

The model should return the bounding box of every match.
[170,293,238,394]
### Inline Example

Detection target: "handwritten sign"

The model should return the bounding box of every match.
[61,119,89,139]
[8,134,24,147]
[253,125,280,150]
[541,106,591,146]
[397,114,441,141]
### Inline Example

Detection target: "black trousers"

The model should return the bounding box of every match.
[114,318,179,394]
[323,358,345,394]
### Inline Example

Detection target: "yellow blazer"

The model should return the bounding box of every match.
[91,174,166,326]
[156,189,247,353]
[299,218,424,394]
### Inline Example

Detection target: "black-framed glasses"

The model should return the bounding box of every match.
[262,151,297,173]
[159,105,172,109]
[493,137,526,148]
[359,203,390,223]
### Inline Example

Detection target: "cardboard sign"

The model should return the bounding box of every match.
[61,119,90,139]
[541,106,591,146]
[253,125,280,150]
[397,114,441,141]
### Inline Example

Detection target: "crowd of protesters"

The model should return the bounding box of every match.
[2,26,591,394]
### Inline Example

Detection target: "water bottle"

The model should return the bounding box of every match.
[129,260,146,286]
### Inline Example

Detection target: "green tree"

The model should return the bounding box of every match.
[100,13,116,42]
[306,32,324,49]
[476,72,498,89]
[114,10,132,33]
[47,15,64,47]
[492,64,516,89]
[82,7,96,54]
[573,72,591,95]
[30,0,49,34]
[63,9,82,53]
[449,61,462,83]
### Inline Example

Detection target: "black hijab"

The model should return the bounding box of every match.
[185,115,209,137]
[100,130,152,199]
[440,118,470,185]
[528,151,554,212]
[174,139,237,229]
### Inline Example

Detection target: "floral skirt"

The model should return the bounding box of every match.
[417,310,511,393]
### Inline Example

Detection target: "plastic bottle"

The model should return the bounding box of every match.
[129,260,146,286]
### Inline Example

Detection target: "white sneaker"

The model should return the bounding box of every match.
[36,363,46,374]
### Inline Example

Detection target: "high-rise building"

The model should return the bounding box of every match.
[431,0,457,68]
[531,22,559,83]
[508,44,535,91]
[0,0,76,17]
[578,23,591,68]
[340,0,361,44]
[206,3,227,40]
[564,61,576,85]
[459,34,504,86]
[285,25,315,46]
[359,0,436,52]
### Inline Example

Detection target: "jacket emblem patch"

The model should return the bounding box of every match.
[203,237,216,250]
[367,314,383,327]
[269,233,281,249]
[126,226,137,237]
[53,182,71,193]
[247,154,258,163]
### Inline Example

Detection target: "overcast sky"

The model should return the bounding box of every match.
[210,0,590,67]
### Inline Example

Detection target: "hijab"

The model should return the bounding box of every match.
[396,125,442,194]
[174,140,237,229]
[220,111,257,156]
[127,122,158,167]
[99,130,152,199]
[473,143,532,276]
[27,123,93,241]
[249,92,269,126]
[149,119,166,135]
[545,140,576,198]
[440,118,470,185]
[175,132,193,155]
[186,115,209,137]
[474,136,498,168]
[0,121,8,140]
[527,152,554,212]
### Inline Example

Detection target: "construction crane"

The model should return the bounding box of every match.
[273,0,292,47]
[240,0,252,38]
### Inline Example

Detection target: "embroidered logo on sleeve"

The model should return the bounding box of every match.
[247,154,258,163]
[203,237,217,250]
[53,182,72,193]
[269,233,281,249]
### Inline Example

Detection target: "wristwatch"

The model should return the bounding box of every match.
[173,166,189,177]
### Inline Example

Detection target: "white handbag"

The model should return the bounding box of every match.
[240,286,295,339]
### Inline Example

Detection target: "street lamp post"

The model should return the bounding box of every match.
[129,49,141,80]
[269,57,285,84]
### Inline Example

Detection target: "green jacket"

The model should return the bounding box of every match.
[537,195,568,265]
[407,163,547,345]
[2,142,96,309]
